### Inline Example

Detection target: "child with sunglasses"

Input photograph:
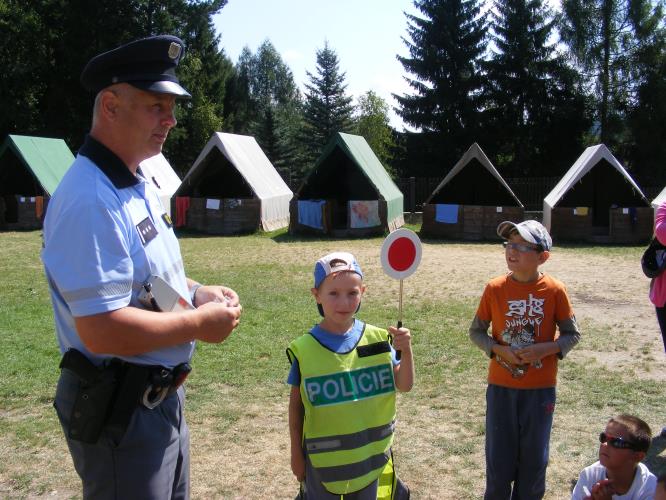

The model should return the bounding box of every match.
[571,414,656,499]
[469,220,581,499]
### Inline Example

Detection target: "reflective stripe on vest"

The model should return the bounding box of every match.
[305,421,395,453]
[288,323,396,494]
[315,450,391,483]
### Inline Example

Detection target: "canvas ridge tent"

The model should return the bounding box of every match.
[420,143,524,240]
[543,144,651,244]
[0,134,74,229]
[289,132,404,237]
[138,153,182,216]
[175,132,292,234]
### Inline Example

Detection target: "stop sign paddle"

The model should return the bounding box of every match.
[380,228,422,358]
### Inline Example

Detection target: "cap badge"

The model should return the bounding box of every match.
[168,42,181,60]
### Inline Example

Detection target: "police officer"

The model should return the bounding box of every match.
[41,35,242,499]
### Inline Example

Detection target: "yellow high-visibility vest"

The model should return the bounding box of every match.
[288,323,396,495]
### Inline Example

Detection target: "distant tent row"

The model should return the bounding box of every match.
[0,132,659,244]
[420,143,653,244]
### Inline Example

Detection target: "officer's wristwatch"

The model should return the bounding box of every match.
[189,283,203,307]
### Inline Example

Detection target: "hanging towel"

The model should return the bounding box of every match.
[574,207,588,216]
[175,196,190,227]
[35,196,44,219]
[435,204,459,223]
[298,200,326,229]
[206,199,221,210]
[349,200,380,228]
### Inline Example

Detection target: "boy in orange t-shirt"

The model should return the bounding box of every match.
[469,220,581,500]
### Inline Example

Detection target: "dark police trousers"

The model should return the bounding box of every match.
[54,368,190,500]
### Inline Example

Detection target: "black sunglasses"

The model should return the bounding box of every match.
[599,432,638,450]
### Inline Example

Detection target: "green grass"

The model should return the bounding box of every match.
[0,229,663,499]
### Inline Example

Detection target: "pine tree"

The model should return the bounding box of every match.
[395,0,487,173]
[301,41,354,164]
[483,0,589,176]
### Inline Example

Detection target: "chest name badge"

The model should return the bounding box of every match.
[136,217,158,245]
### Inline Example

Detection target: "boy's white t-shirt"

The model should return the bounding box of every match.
[571,461,656,500]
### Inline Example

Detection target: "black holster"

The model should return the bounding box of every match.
[59,349,190,444]
[59,349,120,443]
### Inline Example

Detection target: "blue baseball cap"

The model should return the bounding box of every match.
[80,35,191,98]
[497,220,552,251]
[313,252,363,289]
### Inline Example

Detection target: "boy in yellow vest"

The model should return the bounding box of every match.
[287,252,413,499]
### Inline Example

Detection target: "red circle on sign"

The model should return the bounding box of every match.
[387,237,416,271]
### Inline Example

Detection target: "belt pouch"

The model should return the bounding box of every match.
[60,349,118,444]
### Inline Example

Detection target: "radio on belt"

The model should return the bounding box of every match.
[138,275,194,312]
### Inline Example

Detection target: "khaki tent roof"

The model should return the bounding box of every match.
[424,142,523,207]
[178,132,292,231]
[0,135,74,195]
[543,144,648,229]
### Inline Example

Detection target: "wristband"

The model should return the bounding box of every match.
[189,283,203,307]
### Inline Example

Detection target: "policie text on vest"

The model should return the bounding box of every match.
[304,364,395,406]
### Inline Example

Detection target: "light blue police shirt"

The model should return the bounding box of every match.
[287,319,399,386]
[42,135,193,368]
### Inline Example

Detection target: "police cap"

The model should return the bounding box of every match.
[80,35,191,98]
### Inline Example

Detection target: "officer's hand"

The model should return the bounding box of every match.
[291,449,305,482]
[388,326,412,352]
[194,285,240,307]
[195,301,242,343]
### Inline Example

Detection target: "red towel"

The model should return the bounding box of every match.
[35,196,44,219]
[175,197,190,227]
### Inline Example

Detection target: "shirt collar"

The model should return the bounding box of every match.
[78,134,139,189]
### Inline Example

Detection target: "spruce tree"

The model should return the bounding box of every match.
[395,0,487,174]
[483,0,589,177]
[560,0,664,146]
[301,41,354,164]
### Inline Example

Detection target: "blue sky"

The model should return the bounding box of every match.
[213,0,419,129]
[213,1,562,130]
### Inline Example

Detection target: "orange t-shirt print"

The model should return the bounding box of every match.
[476,273,575,389]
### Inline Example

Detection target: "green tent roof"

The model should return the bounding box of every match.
[305,132,404,225]
[0,135,74,195]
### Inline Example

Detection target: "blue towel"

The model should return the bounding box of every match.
[435,204,459,224]
[298,200,326,229]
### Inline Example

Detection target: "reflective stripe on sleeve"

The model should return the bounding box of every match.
[61,280,133,302]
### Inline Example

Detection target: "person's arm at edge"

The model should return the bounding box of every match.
[389,326,414,392]
[555,316,581,359]
[655,202,666,245]
[289,385,305,482]
[75,301,241,356]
